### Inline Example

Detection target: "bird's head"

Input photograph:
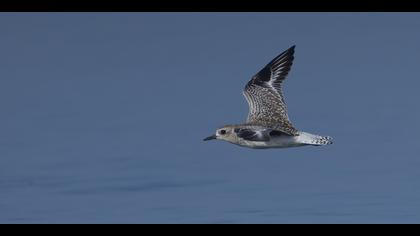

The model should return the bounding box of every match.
[203,126,236,142]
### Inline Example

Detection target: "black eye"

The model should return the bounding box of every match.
[220,130,226,135]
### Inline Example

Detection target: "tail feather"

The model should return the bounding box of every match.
[309,135,333,146]
[298,132,333,146]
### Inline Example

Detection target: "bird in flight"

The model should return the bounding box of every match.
[203,45,333,149]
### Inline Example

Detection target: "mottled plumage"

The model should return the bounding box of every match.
[243,45,297,135]
[204,46,333,149]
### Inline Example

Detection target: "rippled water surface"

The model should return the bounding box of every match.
[1,13,420,223]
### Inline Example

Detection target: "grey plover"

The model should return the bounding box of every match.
[203,45,333,149]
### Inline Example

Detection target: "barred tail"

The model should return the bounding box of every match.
[310,135,333,146]
[298,132,333,146]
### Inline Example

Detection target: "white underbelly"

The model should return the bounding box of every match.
[238,136,307,149]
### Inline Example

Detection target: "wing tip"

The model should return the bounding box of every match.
[272,45,296,69]
[286,45,296,55]
[275,45,296,62]
[246,45,297,88]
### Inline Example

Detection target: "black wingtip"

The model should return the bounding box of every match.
[279,45,295,58]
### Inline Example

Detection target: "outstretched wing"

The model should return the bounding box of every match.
[243,45,298,135]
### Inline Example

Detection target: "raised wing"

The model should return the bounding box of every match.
[243,45,298,135]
